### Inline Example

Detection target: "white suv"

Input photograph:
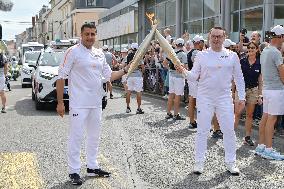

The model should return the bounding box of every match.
[21,51,41,88]
[32,49,108,110]
[32,49,67,110]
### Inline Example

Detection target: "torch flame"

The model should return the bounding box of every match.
[146,12,155,26]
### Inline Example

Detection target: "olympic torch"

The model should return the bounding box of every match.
[155,29,186,77]
[126,13,158,77]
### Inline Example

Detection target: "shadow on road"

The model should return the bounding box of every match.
[165,128,196,139]
[104,113,135,120]
[49,176,109,189]
[11,83,26,90]
[145,119,176,128]
[15,98,69,116]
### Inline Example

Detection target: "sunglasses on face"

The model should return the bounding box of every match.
[247,46,256,49]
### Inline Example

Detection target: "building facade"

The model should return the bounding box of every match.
[97,0,139,51]
[140,0,284,41]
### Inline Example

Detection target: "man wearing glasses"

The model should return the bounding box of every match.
[255,25,284,160]
[176,27,245,175]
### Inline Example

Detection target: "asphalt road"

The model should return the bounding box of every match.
[0,80,284,189]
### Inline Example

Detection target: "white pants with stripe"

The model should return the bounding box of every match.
[68,108,102,174]
[195,101,236,163]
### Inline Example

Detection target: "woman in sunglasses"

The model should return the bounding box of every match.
[234,41,263,146]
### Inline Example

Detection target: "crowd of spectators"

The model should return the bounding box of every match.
[104,27,284,136]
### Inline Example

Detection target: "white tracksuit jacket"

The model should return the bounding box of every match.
[185,47,245,163]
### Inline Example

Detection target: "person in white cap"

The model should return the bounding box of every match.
[187,35,204,128]
[56,23,129,185]
[163,38,187,120]
[0,49,8,113]
[175,26,245,175]
[125,42,145,114]
[102,45,117,99]
[255,25,284,160]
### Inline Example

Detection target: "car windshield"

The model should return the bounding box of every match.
[39,51,64,66]
[25,52,41,63]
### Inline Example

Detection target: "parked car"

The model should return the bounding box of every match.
[21,51,41,87]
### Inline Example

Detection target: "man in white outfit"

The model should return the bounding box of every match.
[56,23,129,185]
[176,27,245,175]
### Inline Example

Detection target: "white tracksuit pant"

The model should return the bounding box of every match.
[195,98,236,163]
[68,108,102,174]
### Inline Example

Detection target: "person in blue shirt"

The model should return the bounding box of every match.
[234,41,262,146]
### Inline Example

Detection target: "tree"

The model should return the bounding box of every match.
[0,0,13,11]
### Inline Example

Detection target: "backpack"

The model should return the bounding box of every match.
[187,49,195,70]
[0,53,4,68]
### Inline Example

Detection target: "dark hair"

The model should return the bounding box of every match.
[155,47,160,53]
[81,22,96,33]
[247,41,260,57]
[209,26,226,36]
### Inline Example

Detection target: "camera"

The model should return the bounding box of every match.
[240,28,247,35]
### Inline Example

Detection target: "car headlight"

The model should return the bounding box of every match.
[22,68,30,75]
[39,71,57,80]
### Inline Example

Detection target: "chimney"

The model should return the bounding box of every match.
[32,17,35,26]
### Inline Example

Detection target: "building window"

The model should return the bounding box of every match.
[274,6,284,25]
[156,3,166,27]
[204,0,220,18]
[240,0,263,9]
[87,0,96,7]
[275,0,284,5]
[204,17,220,33]
[165,0,176,26]
[183,20,202,35]
[188,0,203,21]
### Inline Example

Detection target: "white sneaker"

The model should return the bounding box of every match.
[162,95,168,99]
[193,162,204,174]
[226,162,240,175]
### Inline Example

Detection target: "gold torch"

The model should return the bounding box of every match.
[155,29,187,77]
[126,13,158,77]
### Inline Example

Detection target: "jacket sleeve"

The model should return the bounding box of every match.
[102,56,112,82]
[185,51,201,81]
[58,48,75,79]
[232,53,246,100]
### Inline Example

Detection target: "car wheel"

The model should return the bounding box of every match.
[22,84,26,88]
[35,96,44,110]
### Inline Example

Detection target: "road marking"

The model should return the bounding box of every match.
[0,152,43,189]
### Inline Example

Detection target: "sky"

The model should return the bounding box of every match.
[0,0,50,40]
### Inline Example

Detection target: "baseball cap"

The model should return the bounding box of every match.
[175,38,185,46]
[102,45,108,50]
[121,48,128,53]
[192,35,204,43]
[131,43,138,49]
[223,39,236,48]
[271,25,284,36]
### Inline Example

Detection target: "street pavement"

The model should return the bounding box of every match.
[0,80,284,189]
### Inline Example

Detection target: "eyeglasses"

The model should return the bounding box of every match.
[247,46,256,49]
[211,35,224,39]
